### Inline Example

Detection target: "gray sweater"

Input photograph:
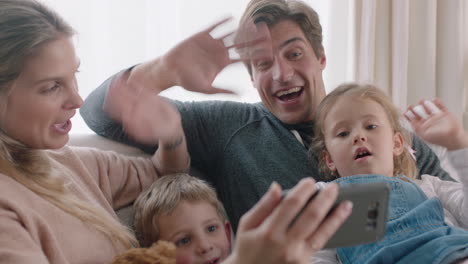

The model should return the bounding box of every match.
[80,75,451,232]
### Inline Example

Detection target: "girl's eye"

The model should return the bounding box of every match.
[175,237,191,247]
[337,131,349,137]
[367,124,378,130]
[207,225,218,233]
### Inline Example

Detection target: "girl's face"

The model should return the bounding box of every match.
[322,96,404,177]
[0,36,82,149]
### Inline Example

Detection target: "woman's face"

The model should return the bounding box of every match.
[0,36,82,149]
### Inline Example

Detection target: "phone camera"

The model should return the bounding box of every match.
[366,202,379,230]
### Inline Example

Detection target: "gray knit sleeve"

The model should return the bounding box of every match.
[412,134,454,181]
[172,100,253,173]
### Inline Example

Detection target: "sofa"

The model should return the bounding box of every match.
[68,132,460,230]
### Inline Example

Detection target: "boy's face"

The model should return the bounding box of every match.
[322,96,404,177]
[157,200,231,264]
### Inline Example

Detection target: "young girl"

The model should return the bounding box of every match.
[310,83,468,264]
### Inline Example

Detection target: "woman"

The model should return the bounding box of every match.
[0,0,351,263]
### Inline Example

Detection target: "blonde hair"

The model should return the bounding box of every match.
[0,0,136,249]
[134,173,227,247]
[311,83,418,180]
[238,0,323,76]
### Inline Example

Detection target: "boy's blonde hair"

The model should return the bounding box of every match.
[134,173,227,247]
[311,83,418,180]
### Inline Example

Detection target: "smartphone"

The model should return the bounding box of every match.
[282,182,390,248]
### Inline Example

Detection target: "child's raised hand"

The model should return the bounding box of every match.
[405,99,468,150]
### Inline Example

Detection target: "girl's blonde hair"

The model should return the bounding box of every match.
[0,0,136,249]
[134,173,227,247]
[311,83,418,180]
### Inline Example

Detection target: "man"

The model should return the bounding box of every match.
[80,0,450,231]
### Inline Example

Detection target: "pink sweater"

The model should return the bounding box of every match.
[0,146,159,264]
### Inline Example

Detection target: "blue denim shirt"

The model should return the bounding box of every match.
[334,174,468,264]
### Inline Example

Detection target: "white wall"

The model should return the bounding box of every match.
[41,0,329,133]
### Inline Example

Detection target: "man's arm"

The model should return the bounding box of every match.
[81,18,263,153]
[412,134,453,181]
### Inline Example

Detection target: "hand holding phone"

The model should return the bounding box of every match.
[282,182,390,248]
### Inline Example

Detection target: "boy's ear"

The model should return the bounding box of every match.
[224,221,232,250]
[323,150,336,172]
[393,132,404,156]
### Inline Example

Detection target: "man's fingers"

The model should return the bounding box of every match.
[287,183,338,240]
[306,200,353,251]
[236,21,270,42]
[233,22,272,60]
[233,46,272,64]
[219,31,235,42]
[205,17,233,34]
[205,86,236,95]
[227,35,268,50]
[267,178,318,233]
[238,182,282,231]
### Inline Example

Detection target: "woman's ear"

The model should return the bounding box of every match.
[323,150,336,172]
[393,132,404,156]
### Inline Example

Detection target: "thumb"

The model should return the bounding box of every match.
[205,85,237,95]
[238,182,282,231]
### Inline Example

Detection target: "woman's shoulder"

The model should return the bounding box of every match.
[46,145,96,157]
[46,145,117,165]
[0,172,39,208]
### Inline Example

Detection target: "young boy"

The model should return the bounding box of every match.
[134,173,231,264]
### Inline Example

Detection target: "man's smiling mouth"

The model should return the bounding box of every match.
[275,87,303,101]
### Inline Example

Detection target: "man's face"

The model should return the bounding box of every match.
[250,19,326,124]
